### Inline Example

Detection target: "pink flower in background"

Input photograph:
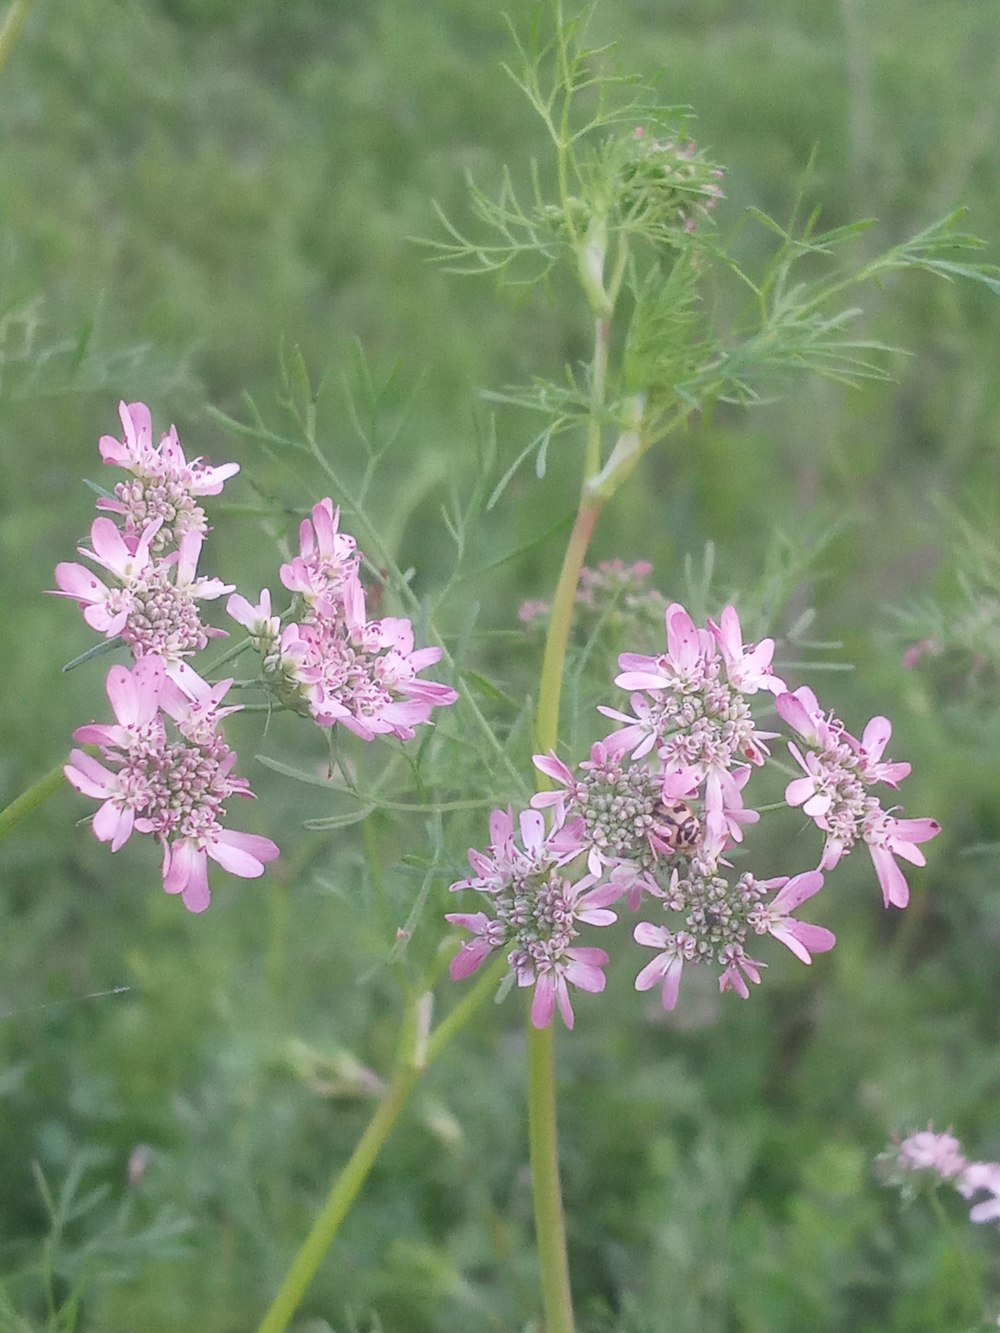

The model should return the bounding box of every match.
[896,1129,968,1179]
[886,1128,1000,1236]
[958,1162,1000,1226]
[64,656,278,913]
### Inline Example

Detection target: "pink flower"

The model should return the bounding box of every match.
[897,1129,968,1179]
[279,498,360,613]
[616,602,710,693]
[446,807,615,1028]
[707,605,786,695]
[849,716,912,787]
[957,1162,1000,1225]
[717,945,766,999]
[777,687,939,908]
[863,814,940,909]
[53,518,231,669]
[521,945,609,1030]
[633,922,693,1010]
[97,402,239,550]
[54,517,162,636]
[227,588,281,649]
[748,871,836,963]
[99,401,239,495]
[65,656,278,913]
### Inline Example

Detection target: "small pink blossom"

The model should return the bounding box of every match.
[747,871,835,964]
[522,945,610,1030]
[99,402,239,495]
[446,807,616,1029]
[97,402,239,549]
[708,605,786,695]
[279,498,360,613]
[717,945,766,999]
[863,813,940,909]
[897,1129,968,1179]
[958,1162,1000,1225]
[633,922,693,1010]
[53,518,231,668]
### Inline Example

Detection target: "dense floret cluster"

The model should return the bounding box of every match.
[448,601,939,1026]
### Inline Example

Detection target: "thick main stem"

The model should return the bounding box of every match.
[535,499,602,753]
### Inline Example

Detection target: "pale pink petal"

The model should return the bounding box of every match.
[869,844,910,908]
[530,975,558,1029]
[64,750,116,798]
[207,830,280,877]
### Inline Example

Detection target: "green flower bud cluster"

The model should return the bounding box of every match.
[613,127,724,241]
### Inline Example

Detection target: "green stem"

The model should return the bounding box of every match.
[255,954,507,1333]
[0,762,66,842]
[0,0,36,76]
[528,1025,575,1333]
[535,499,602,753]
[529,311,612,1332]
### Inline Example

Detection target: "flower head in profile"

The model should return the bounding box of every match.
[240,500,458,741]
[64,655,278,912]
[776,688,940,907]
[97,401,239,551]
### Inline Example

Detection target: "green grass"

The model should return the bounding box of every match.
[2,1,1000,1329]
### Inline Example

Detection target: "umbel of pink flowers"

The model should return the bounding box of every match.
[54,402,457,911]
[883,1127,1000,1231]
[447,602,940,1028]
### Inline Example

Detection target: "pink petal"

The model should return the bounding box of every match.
[770,870,825,912]
[861,716,891,760]
[64,750,116,799]
[207,830,280,877]
[181,856,212,913]
[869,844,910,908]
[530,975,558,1029]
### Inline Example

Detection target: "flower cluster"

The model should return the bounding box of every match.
[776,687,939,908]
[228,498,458,741]
[448,600,939,1027]
[65,656,278,913]
[616,128,725,238]
[519,559,667,640]
[881,1127,1000,1232]
[56,402,278,910]
[54,402,234,679]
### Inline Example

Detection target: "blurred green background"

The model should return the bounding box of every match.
[2,1,1000,1329]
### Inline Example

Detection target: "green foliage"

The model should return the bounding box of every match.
[2,0,1000,1330]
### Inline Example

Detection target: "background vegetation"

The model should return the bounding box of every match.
[2,0,1000,1329]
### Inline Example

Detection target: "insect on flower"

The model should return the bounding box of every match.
[657,798,701,855]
